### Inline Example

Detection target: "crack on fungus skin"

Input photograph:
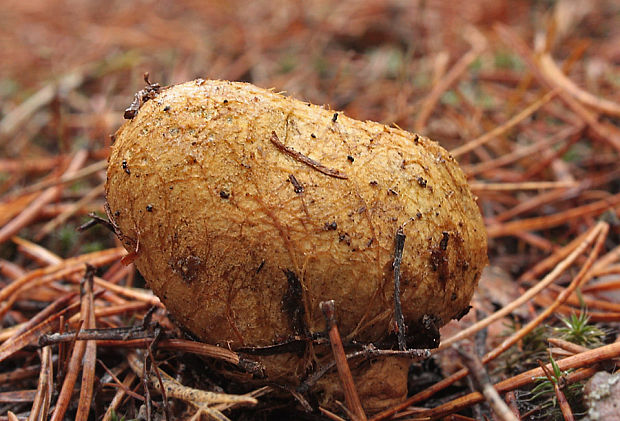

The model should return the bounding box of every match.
[216,112,314,351]
[247,192,301,272]
[225,264,249,346]
[343,190,384,342]
[238,337,314,356]
[430,231,451,289]
[281,269,308,337]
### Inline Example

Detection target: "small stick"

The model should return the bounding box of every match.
[56,315,66,390]
[270,132,348,179]
[485,192,620,238]
[414,29,486,132]
[77,212,118,235]
[469,180,577,191]
[288,174,304,193]
[0,150,88,244]
[537,358,575,421]
[547,338,589,355]
[141,352,153,421]
[451,90,557,157]
[457,345,518,421]
[127,351,257,421]
[372,222,608,421]
[299,344,429,393]
[504,390,521,420]
[40,331,247,367]
[148,330,171,421]
[319,406,347,421]
[50,267,95,421]
[75,268,97,421]
[393,227,407,351]
[320,300,367,421]
[28,346,53,421]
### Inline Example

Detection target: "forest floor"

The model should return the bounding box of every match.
[1,1,620,420]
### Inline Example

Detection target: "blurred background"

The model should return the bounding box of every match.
[2,0,618,151]
[1,1,620,419]
[2,0,620,257]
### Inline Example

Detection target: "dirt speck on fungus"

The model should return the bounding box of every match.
[288,174,304,193]
[170,255,203,283]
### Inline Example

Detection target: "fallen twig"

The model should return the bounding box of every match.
[270,131,348,179]
[456,344,518,421]
[393,227,407,351]
[320,300,367,421]
[127,351,259,421]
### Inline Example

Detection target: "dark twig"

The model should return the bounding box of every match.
[270,131,348,179]
[320,300,367,421]
[299,344,429,393]
[142,352,153,421]
[77,212,116,233]
[40,326,155,346]
[288,174,304,193]
[393,226,407,351]
[239,334,325,356]
[40,330,259,373]
[148,328,171,421]
[124,72,162,119]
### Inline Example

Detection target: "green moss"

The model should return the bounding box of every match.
[279,53,297,74]
[499,307,604,419]
[0,78,20,97]
[469,57,482,72]
[440,90,459,106]
[57,224,80,256]
[555,309,605,348]
[494,50,524,70]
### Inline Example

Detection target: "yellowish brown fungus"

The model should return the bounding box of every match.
[105,78,487,411]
